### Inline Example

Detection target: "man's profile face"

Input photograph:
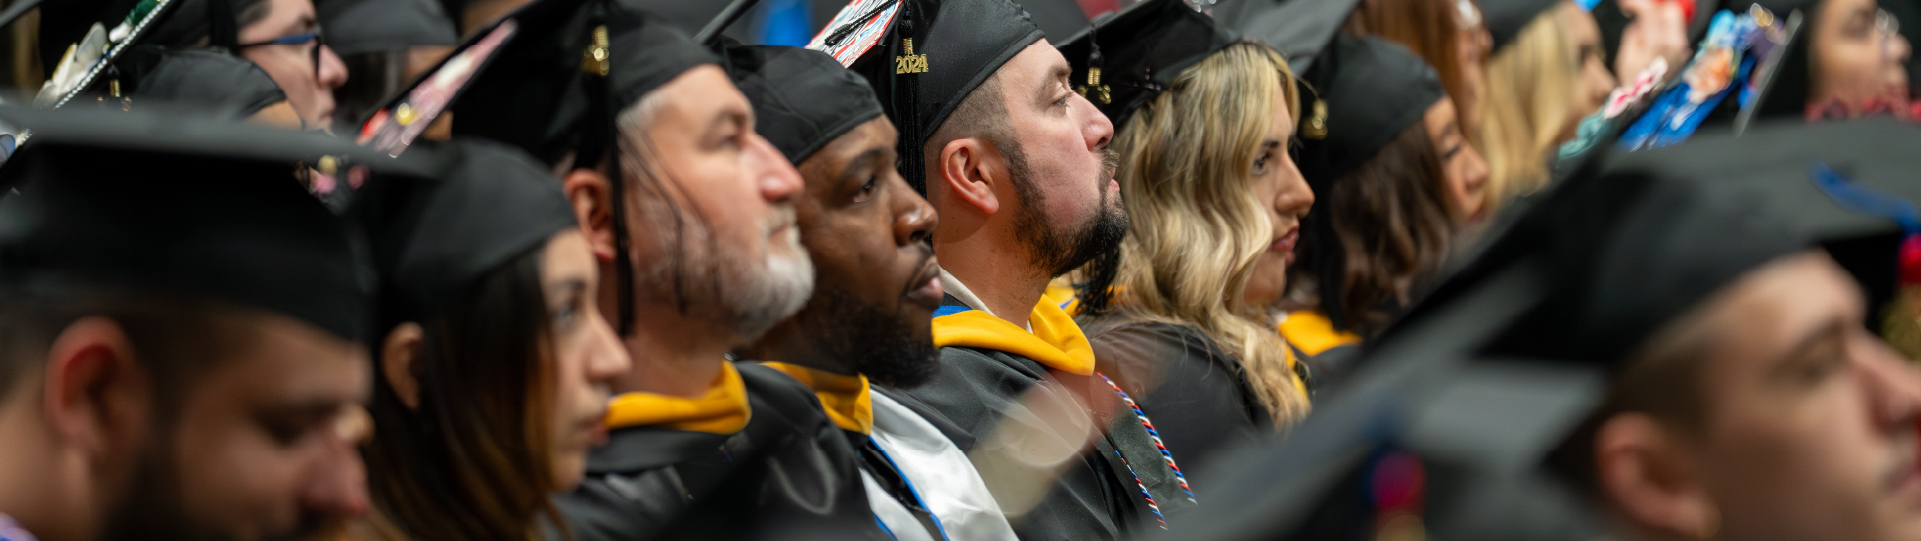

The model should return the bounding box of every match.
[626,65,813,342]
[102,310,371,541]
[991,41,1126,277]
[236,0,348,131]
[1682,253,1921,541]
[792,118,942,387]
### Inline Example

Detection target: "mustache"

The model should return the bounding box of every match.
[766,204,798,233]
[1100,147,1120,182]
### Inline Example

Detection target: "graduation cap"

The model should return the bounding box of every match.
[436,0,717,165]
[1737,0,1824,122]
[1482,0,1570,51]
[1208,0,1362,75]
[0,105,405,343]
[1053,0,1240,129]
[1298,36,1445,184]
[1294,36,1448,332]
[350,138,577,323]
[317,0,459,56]
[809,0,1046,193]
[34,0,188,107]
[719,42,886,164]
[1153,117,1921,541]
[112,48,288,119]
[1010,0,1090,43]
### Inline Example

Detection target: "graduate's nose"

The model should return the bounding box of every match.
[893,184,937,247]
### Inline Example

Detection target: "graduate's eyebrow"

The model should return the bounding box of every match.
[1037,64,1073,103]
[1767,318,1850,376]
[840,147,888,185]
[703,109,750,142]
[545,278,588,300]
[274,14,317,37]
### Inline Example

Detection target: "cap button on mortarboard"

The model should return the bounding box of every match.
[582,25,610,77]
[1078,38,1109,105]
[1304,98,1328,139]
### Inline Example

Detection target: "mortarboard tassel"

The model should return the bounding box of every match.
[1812,163,1921,360]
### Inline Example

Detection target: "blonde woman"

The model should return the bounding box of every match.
[1058,0,1313,473]
[1477,0,1616,209]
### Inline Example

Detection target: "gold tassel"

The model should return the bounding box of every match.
[1882,235,1921,361]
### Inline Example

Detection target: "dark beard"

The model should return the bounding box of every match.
[1012,148,1130,277]
[97,430,336,541]
[798,288,941,389]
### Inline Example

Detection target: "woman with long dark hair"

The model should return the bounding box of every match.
[349,139,630,541]
[1280,36,1491,379]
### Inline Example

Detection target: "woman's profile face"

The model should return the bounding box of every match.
[1811,0,1911,117]
[1423,97,1491,223]
[1243,87,1314,310]
[1562,1,1618,142]
[539,229,632,491]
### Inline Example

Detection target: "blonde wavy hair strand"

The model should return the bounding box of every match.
[1105,41,1311,425]
[1474,7,1577,211]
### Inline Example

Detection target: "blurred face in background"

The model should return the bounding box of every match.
[1561,0,1618,142]
[1423,97,1490,223]
[1597,253,1921,541]
[102,311,372,541]
[237,0,348,131]
[1811,0,1912,117]
[1613,0,1694,81]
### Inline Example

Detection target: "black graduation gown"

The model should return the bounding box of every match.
[897,295,1198,541]
[1078,317,1271,479]
[554,363,882,541]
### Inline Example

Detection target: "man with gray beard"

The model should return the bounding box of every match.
[370,0,883,538]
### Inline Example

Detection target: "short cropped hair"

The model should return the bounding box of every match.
[924,71,1028,188]
[1546,303,1717,496]
[0,282,254,419]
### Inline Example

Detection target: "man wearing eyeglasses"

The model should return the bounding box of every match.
[234,0,348,131]
[39,0,349,131]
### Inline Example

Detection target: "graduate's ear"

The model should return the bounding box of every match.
[380,323,425,410]
[42,317,151,459]
[1594,412,1721,538]
[936,136,1003,215]
[562,169,619,262]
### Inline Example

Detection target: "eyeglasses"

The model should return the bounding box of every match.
[238,30,325,77]
[1876,8,1903,60]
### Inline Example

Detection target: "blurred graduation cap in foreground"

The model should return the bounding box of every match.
[1151,117,1921,541]
[0,105,430,343]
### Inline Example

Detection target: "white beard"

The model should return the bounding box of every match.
[723,225,814,341]
[632,202,815,344]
